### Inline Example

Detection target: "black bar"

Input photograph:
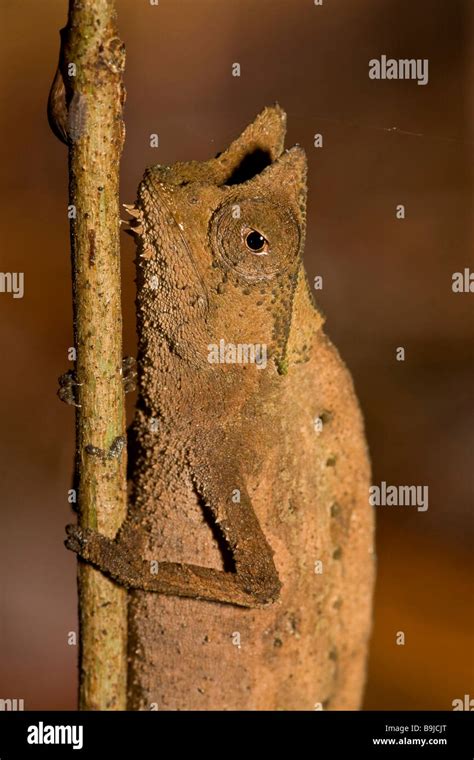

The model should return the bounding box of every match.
[0,710,472,757]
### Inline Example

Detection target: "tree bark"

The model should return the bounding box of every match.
[49,0,128,710]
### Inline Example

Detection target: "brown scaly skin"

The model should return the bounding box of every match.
[66,105,375,710]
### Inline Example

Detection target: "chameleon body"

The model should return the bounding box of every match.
[67,106,375,710]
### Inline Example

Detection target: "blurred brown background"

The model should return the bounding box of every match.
[0,0,472,710]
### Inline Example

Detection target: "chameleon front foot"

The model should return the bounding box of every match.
[121,355,137,393]
[57,370,81,406]
[65,524,141,586]
[57,356,137,405]
[65,524,280,608]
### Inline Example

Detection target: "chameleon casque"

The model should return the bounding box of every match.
[66,105,375,710]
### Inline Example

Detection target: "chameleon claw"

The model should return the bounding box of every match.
[57,371,82,406]
[121,355,137,393]
[122,203,141,219]
[65,524,87,555]
[65,524,110,566]
[124,224,143,236]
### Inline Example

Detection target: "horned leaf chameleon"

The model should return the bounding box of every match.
[65,106,375,710]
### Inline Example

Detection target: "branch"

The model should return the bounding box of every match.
[48,0,128,710]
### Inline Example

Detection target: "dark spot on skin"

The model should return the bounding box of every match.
[333,597,343,609]
[273,638,283,648]
[242,288,251,295]
[256,300,263,306]
[329,649,338,661]
[326,456,337,467]
[288,614,299,635]
[333,547,342,560]
[330,502,341,518]
[98,186,104,192]
[320,410,333,424]
[217,282,225,294]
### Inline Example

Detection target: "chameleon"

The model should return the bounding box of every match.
[65,105,375,710]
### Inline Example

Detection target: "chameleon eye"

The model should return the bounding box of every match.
[244,229,268,255]
[210,197,300,282]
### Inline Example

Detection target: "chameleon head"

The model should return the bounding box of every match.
[130,105,308,375]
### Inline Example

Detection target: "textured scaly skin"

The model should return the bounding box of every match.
[123,106,375,709]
